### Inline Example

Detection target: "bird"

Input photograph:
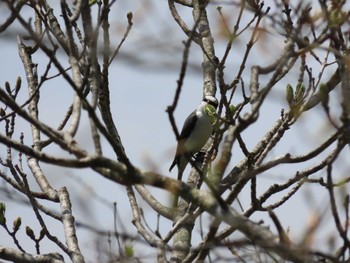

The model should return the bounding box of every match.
[169,95,218,181]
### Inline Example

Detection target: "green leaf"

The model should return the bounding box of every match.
[205,104,216,114]
[205,104,217,125]
[286,84,294,105]
[229,104,236,116]
[295,83,305,102]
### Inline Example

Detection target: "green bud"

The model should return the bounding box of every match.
[13,217,22,232]
[329,9,346,28]
[15,76,21,94]
[295,83,305,102]
[229,104,236,116]
[5,82,11,94]
[25,226,35,239]
[0,202,6,225]
[127,12,133,25]
[0,202,5,214]
[124,245,134,257]
[286,84,294,105]
[0,213,5,225]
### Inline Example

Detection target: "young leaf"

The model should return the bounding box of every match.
[229,104,236,116]
[205,104,217,125]
[295,83,305,102]
[286,84,294,105]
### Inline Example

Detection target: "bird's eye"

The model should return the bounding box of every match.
[204,96,218,108]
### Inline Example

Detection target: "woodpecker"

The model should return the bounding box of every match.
[169,95,218,181]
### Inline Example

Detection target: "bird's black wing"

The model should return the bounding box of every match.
[169,110,197,172]
[179,110,197,139]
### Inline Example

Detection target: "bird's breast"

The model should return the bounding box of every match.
[183,110,212,153]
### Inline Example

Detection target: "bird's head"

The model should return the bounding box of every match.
[203,95,218,109]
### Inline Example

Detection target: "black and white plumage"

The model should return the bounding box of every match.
[169,95,218,181]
